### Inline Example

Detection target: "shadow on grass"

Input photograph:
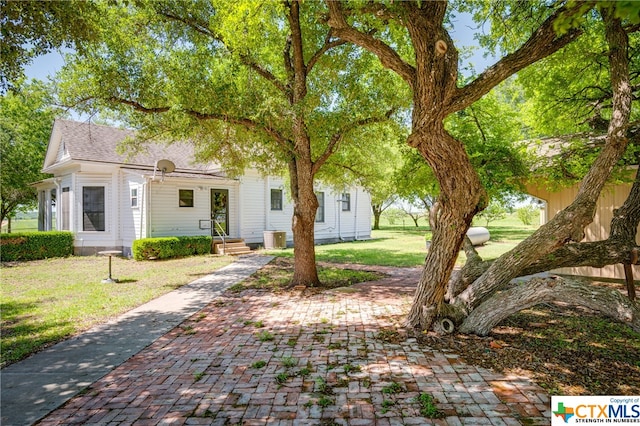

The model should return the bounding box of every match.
[487,225,537,242]
[114,279,138,284]
[316,248,424,268]
[1,301,73,367]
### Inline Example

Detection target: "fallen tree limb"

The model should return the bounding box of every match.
[458,276,640,336]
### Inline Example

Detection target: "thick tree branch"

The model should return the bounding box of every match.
[107,96,293,154]
[283,35,294,92]
[307,30,348,73]
[285,0,307,101]
[312,108,395,174]
[626,23,640,33]
[447,2,588,114]
[238,54,288,94]
[325,0,416,88]
[445,164,640,298]
[459,276,640,336]
[107,97,171,114]
[156,8,217,39]
[157,8,287,94]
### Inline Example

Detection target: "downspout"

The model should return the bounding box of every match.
[353,189,359,240]
[139,177,148,239]
[265,176,270,231]
[53,178,62,231]
[146,177,152,238]
[336,194,343,242]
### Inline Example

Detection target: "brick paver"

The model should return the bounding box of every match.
[36,266,550,425]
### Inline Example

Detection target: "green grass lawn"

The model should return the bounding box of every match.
[1,218,38,233]
[1,254,233,367]
[1,213,536,367]
[268,213,538,268]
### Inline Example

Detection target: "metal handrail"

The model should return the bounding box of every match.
[213,219,227,254]
[198,219,228,254]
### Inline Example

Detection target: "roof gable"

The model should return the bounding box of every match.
[44,119,222,175]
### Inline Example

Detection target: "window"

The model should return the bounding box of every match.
[315,191,325,223]
[61,187,70,230]
[130,187,139,208]
[179,189,194,207]
[341,193,351,211]
[83,186,105,231]
[270,189,283,211]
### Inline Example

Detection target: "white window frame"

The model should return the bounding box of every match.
[179,189,194,208]
[315,191,325,223]
[341,193,351,212]
[270,188,283,211]
[130,187,139,208]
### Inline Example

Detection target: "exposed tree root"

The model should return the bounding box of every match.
[459,276,640,336]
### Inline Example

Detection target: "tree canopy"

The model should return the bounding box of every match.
[57,0,408,286]
[0,0,99,92]
[326,0,639,334]
[0,80,59,228]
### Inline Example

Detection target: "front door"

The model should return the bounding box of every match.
[211,189,229,236]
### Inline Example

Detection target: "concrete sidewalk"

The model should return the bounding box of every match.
[0,254,274,426]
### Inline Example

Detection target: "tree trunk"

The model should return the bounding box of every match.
[288,156,321,287]
[372,204,382,230]
[452,9,633,317]
[406,128,486,329]
[459,276,640,336]
[325,0,615,332]
[401,5,488,329]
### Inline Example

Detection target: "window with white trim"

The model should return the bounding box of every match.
[83,186,105,231]
[130,187,139,208]
[341,193,351,211]
[270,189,283,211]
[315,191,325,223]
[179,189,194,207]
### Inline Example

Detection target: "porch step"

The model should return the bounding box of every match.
[213,240,252,256]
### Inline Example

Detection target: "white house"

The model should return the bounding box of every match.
[34,119,372,256]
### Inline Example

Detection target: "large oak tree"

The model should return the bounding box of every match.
[58,0,407,286]
[327,1,639,333]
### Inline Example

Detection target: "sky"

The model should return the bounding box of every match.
[24,11,495,88]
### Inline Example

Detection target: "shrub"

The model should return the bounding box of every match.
[132,236,212,260]
[476,201,507,226]
[0,231,74,261]
[516,204,539,226]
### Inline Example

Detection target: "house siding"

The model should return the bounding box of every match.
[526,179,640,280]
[120,172,147,249]
[238,170,372,246]
[73,172,120,254]
[238,171,271,243]
[58,175,74,231]
[148,179,239,238]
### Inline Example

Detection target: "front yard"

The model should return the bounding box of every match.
[1,254,234,366]
[1,220,532,367]
[7,219,636,398]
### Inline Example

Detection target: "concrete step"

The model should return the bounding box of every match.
[213,240,252,255]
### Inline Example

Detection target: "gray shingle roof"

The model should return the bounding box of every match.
[53,119,223,175]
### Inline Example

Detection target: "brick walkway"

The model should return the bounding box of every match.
[36,267,550,425]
